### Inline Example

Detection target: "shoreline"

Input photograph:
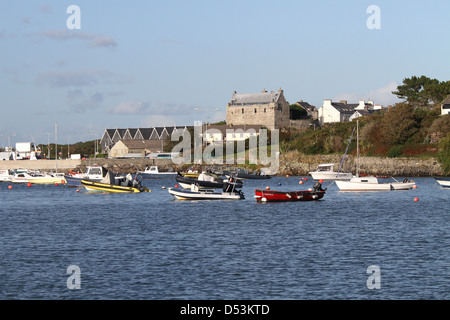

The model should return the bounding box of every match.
[0,154,446,177]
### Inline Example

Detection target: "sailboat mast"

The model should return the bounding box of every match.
[356,120,359,177]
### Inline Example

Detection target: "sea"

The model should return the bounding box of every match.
[0,176,448,301]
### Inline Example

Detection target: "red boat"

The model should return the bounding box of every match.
[254,183,326,202]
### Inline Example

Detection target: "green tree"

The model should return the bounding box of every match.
[381,102,419,145]
[437,133,450,175]
[392,75,450,108]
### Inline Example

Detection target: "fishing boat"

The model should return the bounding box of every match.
[254,183,326,202]
[178,169,200,178]
[0,169,13,182]
[64,166,108,186]
[223,168,272,180]
[168,182,244,200]
[175,172,243,189]
[309,163,353,181]
[81,171,150,193]
[10,170,66,184]
[334,120,415,191]
[137,166,177,178]
[435,177,450,188]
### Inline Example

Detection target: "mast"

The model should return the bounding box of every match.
[356,120,359,177]
[55,122,58,173]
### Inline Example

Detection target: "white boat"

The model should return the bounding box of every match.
[137,166,177,178]
[0,169,13,182]
[335,176,415,191]
[168,183,244,200]
[10,171,66,184]
[435,178,450,188]
[309,163,353,181]
[334,120,414,192]
[64,166,108,186]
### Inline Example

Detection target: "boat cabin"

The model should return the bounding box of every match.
[315,163,335,172]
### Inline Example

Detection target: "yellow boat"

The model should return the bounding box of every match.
[81,171,150,193]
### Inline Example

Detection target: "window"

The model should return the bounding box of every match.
[254,108,257,113]
[242,108,244,114]
[264,108,266,113]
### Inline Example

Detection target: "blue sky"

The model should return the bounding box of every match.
[1,0,449,145]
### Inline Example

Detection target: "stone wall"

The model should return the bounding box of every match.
[279,152,444,177]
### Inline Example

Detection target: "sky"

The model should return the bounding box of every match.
[1,0,449,146]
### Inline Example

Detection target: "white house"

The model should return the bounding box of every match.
[441,95,450,115]
[318,99,377,125]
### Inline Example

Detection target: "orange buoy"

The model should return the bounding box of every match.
[8,185,12,189]
[304,178,308,181]
[175,184,179,188]
[413,185,417,189]
[414,197,419,202]
[299,180,304,184]
[76,189,80,193]
[265,186,270,190]
[286,175,290,178]
[55,182,59,186]
[319,179,324,183]
[27,183,32,187]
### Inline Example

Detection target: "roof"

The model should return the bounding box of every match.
[442,95,450,105]
[229,90,283,106]
[331,102,358,114]
[204,124,262,135]
[118,139,163,150]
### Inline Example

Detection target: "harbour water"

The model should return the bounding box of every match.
[0,176,448,300]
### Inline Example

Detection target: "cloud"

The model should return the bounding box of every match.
[141,115,178,127]
[36,69,121,87]
[66,89,104,113]
[333,81,401,106]
[107,101,200,115]
[107,101,152,114]
[35,29,118,48]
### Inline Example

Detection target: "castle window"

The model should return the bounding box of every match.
[242,108,244,114]
[264,108,266,113]
[254,108,257,113]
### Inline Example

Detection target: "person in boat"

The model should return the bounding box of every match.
[403,178,409,183]
[313,182,326,192]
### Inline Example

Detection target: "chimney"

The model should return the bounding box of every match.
[340,100,347,105]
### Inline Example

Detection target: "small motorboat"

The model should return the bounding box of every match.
[175,172,243,189]
[254,183,326,202]
[168,182,244,200]
[435,177,450,188]
[137,166,177,178]
[223,169,272,180]
[308,163,353,181]
[335,176,415,191]
[81,171,150,193]
[64,166,108,186]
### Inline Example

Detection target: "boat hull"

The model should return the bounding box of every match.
[81,180,150,193]
[168,188,244,200]
[175,175,243,189]
[254,189,325,202]
[309,172,353,181]
[335,180,415,191]
[435,178,450,188]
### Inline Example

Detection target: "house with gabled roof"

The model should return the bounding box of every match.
[226,88,290,129]
[109,139,164,158]
[441,95,450,115]
[318,99,377,125]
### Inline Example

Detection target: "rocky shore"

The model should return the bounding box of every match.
[0,154,445,177]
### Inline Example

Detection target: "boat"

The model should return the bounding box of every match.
[435,177,450,188]
[137,166,177,178]
[254,182,326,202]
[178,169,200,178]
[175,172,243,189]
[335,176,416,191]
[10,170,66,184]
[334,120,415,191]
[81,171,150,193]
[168,182,244,200]
[308,163,353,181]
[223,169,272,179]
[0,169,13,182]
[64,166,108,186]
